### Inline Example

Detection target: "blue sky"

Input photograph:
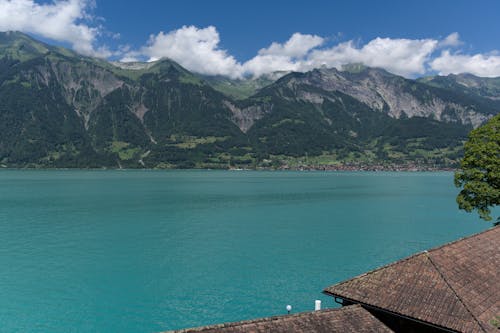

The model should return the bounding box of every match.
[92,0,499,60]
[1,0,500,78]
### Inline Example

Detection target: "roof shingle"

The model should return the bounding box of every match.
[324,226,500,332]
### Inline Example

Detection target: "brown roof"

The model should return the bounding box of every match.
[163,304,393,333]
[324,226,500,332]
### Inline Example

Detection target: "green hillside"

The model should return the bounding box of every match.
[0,32,498,169]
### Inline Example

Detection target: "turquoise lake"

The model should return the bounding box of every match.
[0,170,489,332]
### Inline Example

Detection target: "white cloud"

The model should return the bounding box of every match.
[240,33,323,77]
[305,37,438,77]
[430,50,500,77]
[240,36,438,78]
[0,0,108,57]
[134,25,243,78]
[258,33,324,58]
[86,23,500,79]
[126,29,327,78]
[1,2,499,80]
[124,29,454,78]
[119,54,140,63]
[242,54,300,78]
[439,32,462,48]
[6,3,500,79]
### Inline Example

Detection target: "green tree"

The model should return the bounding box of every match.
[454,114,500,223]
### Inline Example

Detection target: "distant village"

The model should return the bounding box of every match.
[254,163,456,172]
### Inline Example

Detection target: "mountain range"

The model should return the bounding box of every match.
[1,31,499,169]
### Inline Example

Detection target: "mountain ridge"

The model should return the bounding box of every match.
[0,31,498,169]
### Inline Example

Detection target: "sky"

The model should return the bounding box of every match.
[1,0,500,78]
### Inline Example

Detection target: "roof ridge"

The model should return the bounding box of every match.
[323,226,498,293]
[426,252,488,333]
[324,251,428,291]
[425,226,499,255]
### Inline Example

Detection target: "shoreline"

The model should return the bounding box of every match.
[0,164,457,172]
[273,164,456,172]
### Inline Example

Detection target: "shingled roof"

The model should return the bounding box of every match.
[324,226,500,332]
[163,304,394,333]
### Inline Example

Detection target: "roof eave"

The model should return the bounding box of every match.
[322,290,461,333]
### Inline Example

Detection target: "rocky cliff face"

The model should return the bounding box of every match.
[223,100,273,132]
[39,58,125,127]
[288,67,493,127]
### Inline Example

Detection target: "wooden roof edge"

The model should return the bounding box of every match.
[322,293,461,333]
[162,304,368,333]
[322,251,429,293]
[323,225,498,294]
[425,225,499,255]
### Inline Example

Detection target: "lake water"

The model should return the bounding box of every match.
[0,170,488,332]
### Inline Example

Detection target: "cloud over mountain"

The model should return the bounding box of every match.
[137,25,243,78]
[0,0,111,57]
[122,28,442,78]
[258,33,324,58]
[1,1,499,79]
[304,37,438,77]
[125,28,498,79]
[430,50,500,77]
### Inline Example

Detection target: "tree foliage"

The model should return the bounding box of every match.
[454,114,500,222]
